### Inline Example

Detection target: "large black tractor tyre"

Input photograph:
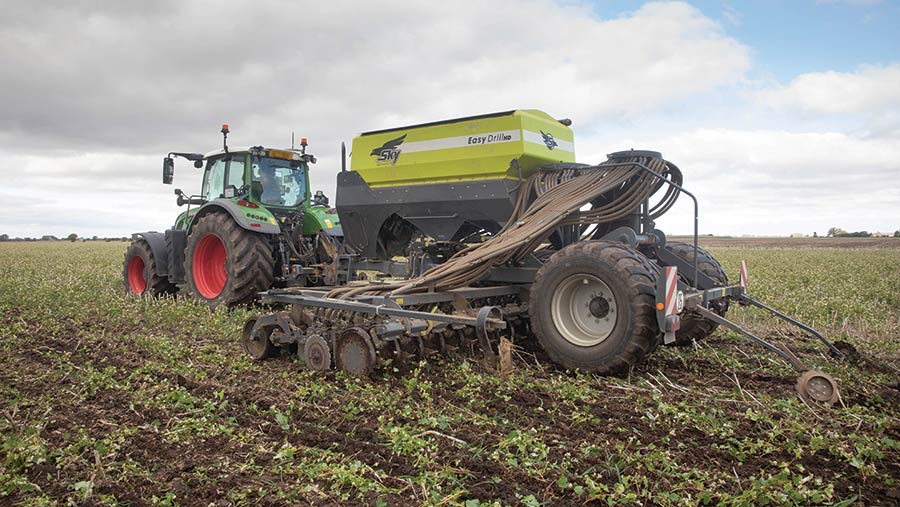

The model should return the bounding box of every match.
[123,240,177,296]
[529,240,660,375]
[665,241,729,346]
[184,212,274,310]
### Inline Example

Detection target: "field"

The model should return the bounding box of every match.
[1,240,898,506]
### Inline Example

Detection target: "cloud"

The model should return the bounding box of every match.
[0,0,754,237]
[0,0,749,153]
[756,64,900,116]
[619,128,900,235]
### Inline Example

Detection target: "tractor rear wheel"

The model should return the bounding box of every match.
[529,240,659,375]
[665,241,729,345]
[184,212,274,309]
[122,240,177,296]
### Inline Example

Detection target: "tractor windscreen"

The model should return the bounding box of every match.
[251,157,306,207]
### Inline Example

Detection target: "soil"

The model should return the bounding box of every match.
[2,310,898,506]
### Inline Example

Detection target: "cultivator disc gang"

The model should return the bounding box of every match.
[335,327,377,378]
[241,318,274,360]
[796,370,841,405]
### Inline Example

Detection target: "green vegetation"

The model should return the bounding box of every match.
[1,242,898,506]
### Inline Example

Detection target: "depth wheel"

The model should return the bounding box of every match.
[184,212,274,309]
[664,242,728,346]
[122,239,176,296]
[796,370,840,405]
[529,240,660,375]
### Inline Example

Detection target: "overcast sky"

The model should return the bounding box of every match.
[2,0,898,238]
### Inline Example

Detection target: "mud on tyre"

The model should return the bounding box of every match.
[529,240,660,375]
[184,212,274,309]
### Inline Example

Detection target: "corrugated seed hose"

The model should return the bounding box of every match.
[326,153,681,299]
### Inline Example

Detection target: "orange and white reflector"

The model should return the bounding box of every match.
[739,259,749,290]
[665,266,678,316]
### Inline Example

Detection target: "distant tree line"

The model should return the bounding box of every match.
[0,234,129,242]
[826,227,900,238]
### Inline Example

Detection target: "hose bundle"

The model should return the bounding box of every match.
[328,152,681,299]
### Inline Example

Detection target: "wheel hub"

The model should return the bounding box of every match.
[589,296,610,319]
[551,274,618,347]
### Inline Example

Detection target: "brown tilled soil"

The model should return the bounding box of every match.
[2,309,899,506]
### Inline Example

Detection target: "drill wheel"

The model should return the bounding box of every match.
[796,370,840,405]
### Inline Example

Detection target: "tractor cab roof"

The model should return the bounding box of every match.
[202,147,306,161]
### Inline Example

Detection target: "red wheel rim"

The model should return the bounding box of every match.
[127,255,147,294]
[194,233,227,299]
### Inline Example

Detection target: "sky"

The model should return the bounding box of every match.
[1,0,898,238]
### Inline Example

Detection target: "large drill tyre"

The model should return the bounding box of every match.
[665,241,729,346]
[123,240,177,296]
[184,212,274,310]
[529,241,660,375]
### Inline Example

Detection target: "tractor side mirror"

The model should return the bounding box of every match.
[163,157,175,184]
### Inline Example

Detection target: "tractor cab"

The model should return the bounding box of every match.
[196,147,311,210]
[160,126,335,235]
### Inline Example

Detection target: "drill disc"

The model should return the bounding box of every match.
[242,318,275,360]
[303,335,331,373]
[336,327,377,378]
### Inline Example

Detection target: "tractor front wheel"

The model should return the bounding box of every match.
[529,240,660,375]
[122,240,177,296]
[184,212,274,309]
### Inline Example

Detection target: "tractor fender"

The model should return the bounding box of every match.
[131,231,169,276]
[187,199,281,236]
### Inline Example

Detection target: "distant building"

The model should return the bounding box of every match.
[790,233,808,238]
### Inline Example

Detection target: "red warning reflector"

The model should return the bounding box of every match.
[740,259,749,290]
[665,266,678,316]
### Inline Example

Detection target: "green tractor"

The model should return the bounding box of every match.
[123,125,343,308]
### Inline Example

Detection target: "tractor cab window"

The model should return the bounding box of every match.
[251,157,306,207]
[202,155,246,200]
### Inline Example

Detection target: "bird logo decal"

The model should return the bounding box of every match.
[371,134,407,165]
[540,131,558,151]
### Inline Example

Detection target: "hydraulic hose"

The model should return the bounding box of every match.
[327,153,680,299]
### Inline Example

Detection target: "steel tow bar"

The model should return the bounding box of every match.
[738,295,846,360]
[692,305,841,405]
[692,306,806,371]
